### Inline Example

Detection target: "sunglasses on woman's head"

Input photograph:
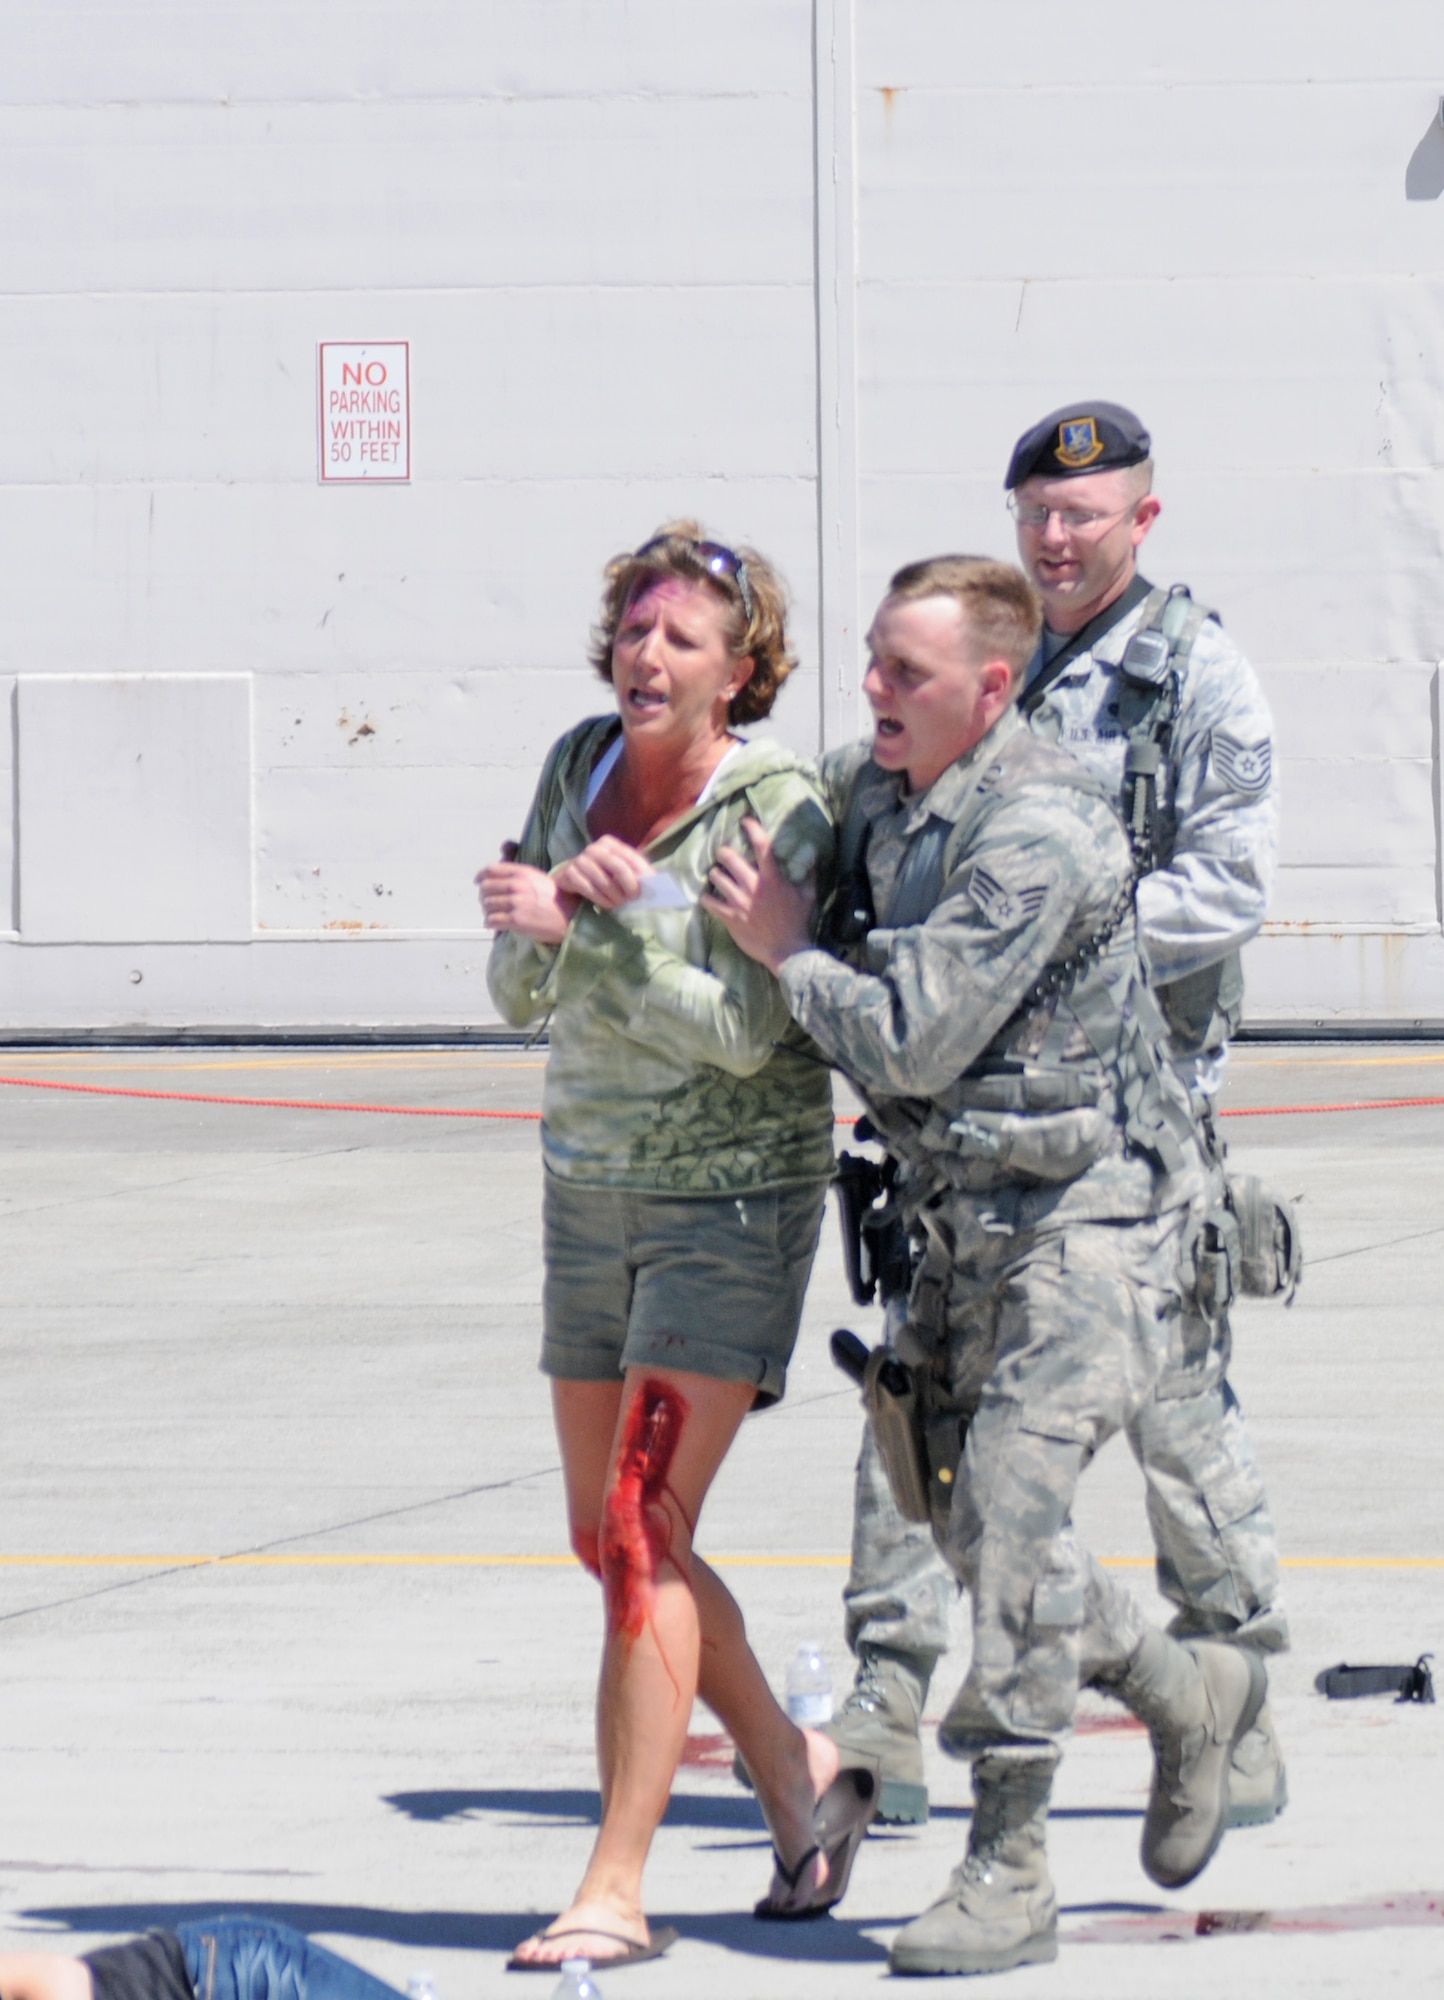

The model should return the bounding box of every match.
[635,535,754,622]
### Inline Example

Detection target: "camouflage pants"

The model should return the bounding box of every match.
[843,1266,1286,1674]
[848,1208,1282,1753]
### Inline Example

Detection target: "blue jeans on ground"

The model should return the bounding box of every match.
[175,1920,403,2000]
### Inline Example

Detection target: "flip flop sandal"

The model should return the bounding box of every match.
[754,1764,879,1920]
[506,1925,679,1971]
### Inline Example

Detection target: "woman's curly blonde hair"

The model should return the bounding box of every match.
[588,519,797,726]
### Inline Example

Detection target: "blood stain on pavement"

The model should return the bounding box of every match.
[1064,1891,1443,1944]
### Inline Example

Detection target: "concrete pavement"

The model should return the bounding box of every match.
[0,1043,1440,1997]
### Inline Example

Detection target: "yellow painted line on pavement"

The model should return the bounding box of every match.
[0,1553,575,1568]
[1279,1555,1444,1569]
[1095,1556,1444,1571]
[0,1552,1439,1571]
[0,1552,847,1570]
[1235,1051,1444,1071]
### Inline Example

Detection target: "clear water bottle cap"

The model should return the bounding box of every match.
[550,1962,602,1999]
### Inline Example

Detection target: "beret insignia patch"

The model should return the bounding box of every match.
[969,867,1048,930]
[1210,733,1272,795]
[1055,417,1105,470]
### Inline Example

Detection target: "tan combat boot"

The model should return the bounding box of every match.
[888,1754,1058,1976]
[731,1646,931,1823]
[1227,1701,1289,1827]
[819,1646,931,1825]
[1115,1628,1266,1887]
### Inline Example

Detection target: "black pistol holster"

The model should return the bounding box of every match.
[833,1122,912,1308]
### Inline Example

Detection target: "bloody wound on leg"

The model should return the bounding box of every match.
[601,1379,692,1644]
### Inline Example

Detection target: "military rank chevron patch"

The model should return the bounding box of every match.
[1210,732,1272,795]
[968,867,1048,930]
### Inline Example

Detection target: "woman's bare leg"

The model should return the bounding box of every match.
[549,1376,623,1583]
[513,1366,756,1968]
[691,1555,841,1878]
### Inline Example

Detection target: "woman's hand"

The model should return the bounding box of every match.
[702,817,815,974]
[553,836,655,912]
[476,861,577,944]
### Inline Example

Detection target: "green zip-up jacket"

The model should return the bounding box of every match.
[487,715,836,1193]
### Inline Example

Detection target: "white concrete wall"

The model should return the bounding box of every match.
[843,1,1444,1025]
[0,1,822,1029]
[1,1,1441,1030]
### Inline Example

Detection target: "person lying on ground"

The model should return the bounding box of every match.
[0,1915,404,2000]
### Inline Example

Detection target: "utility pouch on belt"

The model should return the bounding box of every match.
[1226,1172,1303,1303]
[1182,1199,1241,1319]
[830,1329,933,1525]
[943,1105,1112,1184]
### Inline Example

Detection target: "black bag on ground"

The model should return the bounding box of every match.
[1315,1654,1434,1703]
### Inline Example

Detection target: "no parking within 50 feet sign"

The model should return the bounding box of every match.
[318,342,410,482]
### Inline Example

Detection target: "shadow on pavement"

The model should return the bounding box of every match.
[381,1788,1141,1829]
[21,1902,889,1964]
[382,1787,766,1830]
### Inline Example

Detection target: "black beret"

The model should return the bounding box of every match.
[1005,401,1151,489]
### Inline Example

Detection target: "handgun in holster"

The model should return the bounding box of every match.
[833,1122,912,1309]
[830,1328,960,1531]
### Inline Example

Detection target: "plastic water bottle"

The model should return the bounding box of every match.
[405,1977,437,2000]
[786,1640,833,1724]
[549,1962,603,2000]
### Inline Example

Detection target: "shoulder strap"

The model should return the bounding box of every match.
[1118,584,1214,874]
[816,763,877,949]
[1020,571,1155,716]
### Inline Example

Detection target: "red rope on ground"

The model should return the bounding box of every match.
[1,1074,1442,1122]
[0,1074,540,1119]
[1219,1096,1444,1118]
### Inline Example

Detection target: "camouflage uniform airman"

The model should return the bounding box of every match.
[834,396,1285,1830]
[838,576,1287,1825]
[788,710,1204,1724]
[1024,581,1283,1634]
[777,704,1264,1974]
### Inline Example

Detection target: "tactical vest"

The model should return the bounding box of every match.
[821,729,1197,1195]
[1022,583,1244,1062]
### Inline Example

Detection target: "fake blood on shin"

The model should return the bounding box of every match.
[600,1378,691,1643]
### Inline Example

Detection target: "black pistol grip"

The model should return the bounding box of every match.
[829,1328,871,1385]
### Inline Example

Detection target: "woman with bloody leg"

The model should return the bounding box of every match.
[479,524,875,1971]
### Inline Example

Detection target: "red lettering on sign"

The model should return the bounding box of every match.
[320,343,409,482]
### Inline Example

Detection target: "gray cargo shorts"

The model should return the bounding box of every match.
[541,1170,829,1407]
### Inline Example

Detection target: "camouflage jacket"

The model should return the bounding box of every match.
[1022,578,1277,1067]
[487,715,835,1193]
[780,707,1204,1230]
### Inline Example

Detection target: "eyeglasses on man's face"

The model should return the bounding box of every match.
[1006,496,1136,535]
